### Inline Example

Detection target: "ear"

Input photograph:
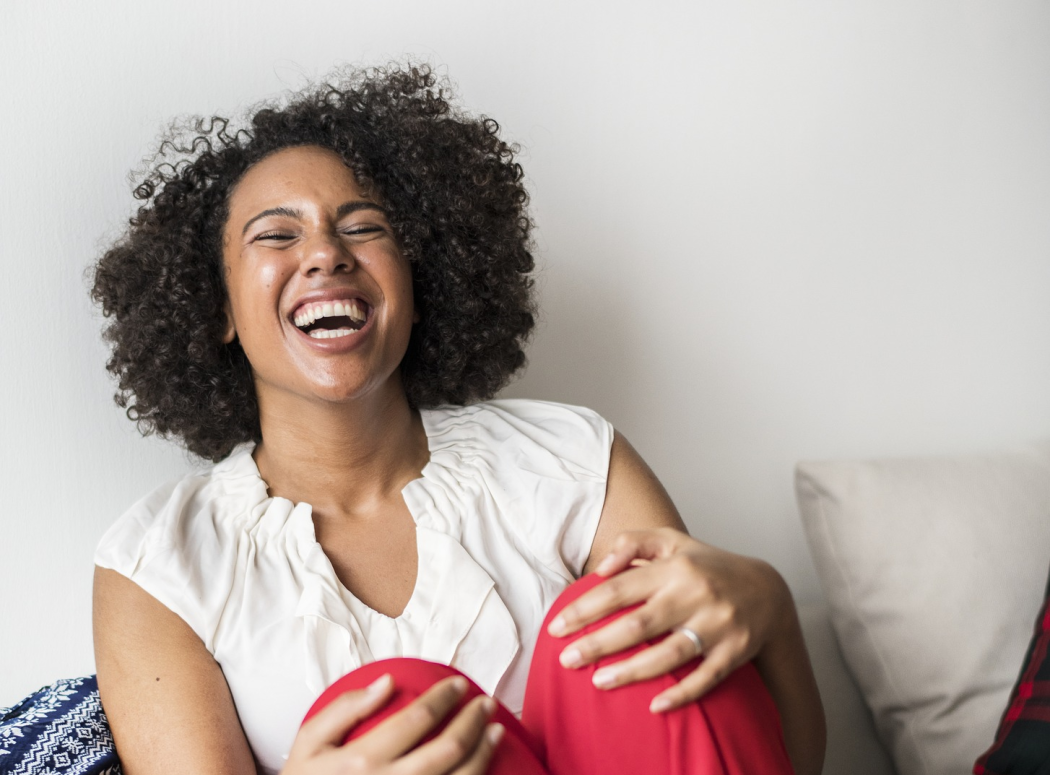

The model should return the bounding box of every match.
[222,302,237,344]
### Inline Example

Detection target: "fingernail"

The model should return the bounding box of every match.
[548,616,566,636]
[486,723,505,745]
[480,697,496,714]
[365,674,391,697]
[596,555,617,574]
[592,668,617,689]
[449,677,468,695]
[559,647,582,668]
[649,696,672,713]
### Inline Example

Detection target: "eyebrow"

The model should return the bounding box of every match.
[240,201,388,236]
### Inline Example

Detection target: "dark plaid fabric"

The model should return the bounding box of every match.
[0,676,120,775]
[974,565,1050,775]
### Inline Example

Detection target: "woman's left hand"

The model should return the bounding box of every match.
[546,526,792,713]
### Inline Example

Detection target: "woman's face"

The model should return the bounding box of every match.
[221,145,415,409]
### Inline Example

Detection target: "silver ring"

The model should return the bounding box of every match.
[675,626,704,657]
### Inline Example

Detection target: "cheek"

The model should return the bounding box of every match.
[257,262,279,291]
[225,260,285,341]
[230,257,283,307]
[391,258,415,307]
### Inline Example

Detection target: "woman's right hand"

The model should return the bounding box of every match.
[282,675,505,775]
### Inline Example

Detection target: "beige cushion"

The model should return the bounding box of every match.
[795,447,1050,775]
[797,602,897,775]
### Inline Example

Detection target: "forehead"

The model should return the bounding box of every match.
[226,145,369,221]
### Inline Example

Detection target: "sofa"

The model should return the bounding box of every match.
[793,445,1050,775]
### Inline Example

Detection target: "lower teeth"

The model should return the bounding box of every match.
[308,328,354,339]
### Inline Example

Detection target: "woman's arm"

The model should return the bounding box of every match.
[93,566,258,775]
[553,431,826,775]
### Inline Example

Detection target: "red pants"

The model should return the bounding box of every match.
[303,574,794,774]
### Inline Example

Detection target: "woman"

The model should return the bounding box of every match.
[91,64,824,774]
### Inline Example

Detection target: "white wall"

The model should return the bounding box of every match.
[2,0,1049,703]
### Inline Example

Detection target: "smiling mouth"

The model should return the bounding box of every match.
[292,299,370,339]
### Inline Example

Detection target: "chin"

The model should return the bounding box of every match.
[308,374,400,405]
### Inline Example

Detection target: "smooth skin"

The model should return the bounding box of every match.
[94,146,824,775]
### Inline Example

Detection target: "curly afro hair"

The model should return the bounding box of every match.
[92,63,536,463]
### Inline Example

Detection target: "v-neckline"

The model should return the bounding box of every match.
[241,409,439,623]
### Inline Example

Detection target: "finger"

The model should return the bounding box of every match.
[594,530,674,576]
[349,675,469,762]
[451,723,504,775]
[595,527,692,577]
[556,599,669,668]
[648,643,743,713]
[392,695,495,774]
[294,674,395,753]
[547,564,658,637]
[590,628,704,690]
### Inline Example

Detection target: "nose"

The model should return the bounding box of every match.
[299,231,354,277]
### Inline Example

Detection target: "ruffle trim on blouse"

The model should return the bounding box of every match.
[213,441,520,698]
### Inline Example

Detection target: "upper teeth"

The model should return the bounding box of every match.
[294,299,367,329]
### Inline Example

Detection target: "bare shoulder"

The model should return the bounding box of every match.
[584,431,689,573]
[93,567,256,775]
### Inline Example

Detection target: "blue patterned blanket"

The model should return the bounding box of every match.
[0,677,120,775]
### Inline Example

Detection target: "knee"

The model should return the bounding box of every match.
[329,658,471,696]
[537,573,644,660]
[302,658,481,730]
[542,573,618,630]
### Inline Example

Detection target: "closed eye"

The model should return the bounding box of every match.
[337,226,389,242]
[252,225,386,243]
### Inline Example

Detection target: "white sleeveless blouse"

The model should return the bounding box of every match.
[94,399,613,773]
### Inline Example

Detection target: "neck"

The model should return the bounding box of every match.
[252,377,428,520]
